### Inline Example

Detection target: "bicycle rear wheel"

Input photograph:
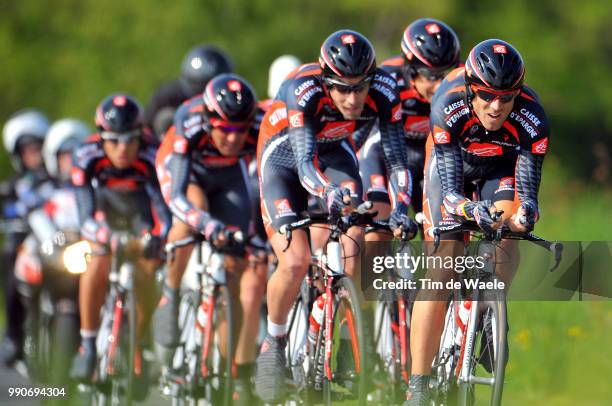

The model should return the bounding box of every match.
[457,299,507,406]
[201,285,233,406]
[322,276,366,406]
[285,281,310,404]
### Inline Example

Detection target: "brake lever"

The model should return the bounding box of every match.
[549,242,563,272]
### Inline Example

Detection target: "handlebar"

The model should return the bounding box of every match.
[433,221,563,271]
[165,230,266,257]
[279,201,396,252]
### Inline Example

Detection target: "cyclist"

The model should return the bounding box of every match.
[406,39,549,405]
[358,18,460,228]
[254,29,416,403]
[144,44,234,138]
[154,73,265,403]
[69,94,171,400]
[1,110,52,366]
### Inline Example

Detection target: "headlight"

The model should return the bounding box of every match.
[62,240,92,275]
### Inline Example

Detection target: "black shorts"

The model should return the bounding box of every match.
[95,188,156,236]
[359,130,425,213]
[189,159,253,236]
[259,137,363,238]
[422,140,516,241]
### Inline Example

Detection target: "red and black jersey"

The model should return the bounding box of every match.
[155,97,266,235]
[164,95,264,168]
[71,131,171,244]
[430,67,549,213]
[257,62,412,211]
[381,55,431,140]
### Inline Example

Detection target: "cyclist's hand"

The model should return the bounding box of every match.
[463,200,501,233]
[323,185,352,217]
[389,209,417,240]
[510,200,539,233]
[202,218,226,247]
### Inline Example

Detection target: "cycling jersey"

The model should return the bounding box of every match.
[422,67,549,238]
[257,63,412,235]
[357,55,433,212]
[71,132,171,246]
[155,95,264,237]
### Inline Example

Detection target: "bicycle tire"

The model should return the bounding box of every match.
[322,276,366,406]
[50,312,80,385]
[201,284,233,406]
[125,287,137,406]
[285,280,311,405]
[457,299,507,406]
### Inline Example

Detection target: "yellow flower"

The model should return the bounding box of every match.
[514,329,532,350]
[567,325,584,338]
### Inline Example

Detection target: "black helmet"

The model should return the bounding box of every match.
[95,94,143,132]
[401,18,460,76]
[180,45,234,96]
[202,74,256,123]
[319,30,376,78]
[465,39,525,90]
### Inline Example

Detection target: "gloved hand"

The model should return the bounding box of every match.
[461,200,499,233]
[515,200,539,232]
[389,208,418,240]
[202,218,226,246]
[323,185,351,217]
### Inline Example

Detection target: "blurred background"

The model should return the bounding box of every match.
[0,0,610,404]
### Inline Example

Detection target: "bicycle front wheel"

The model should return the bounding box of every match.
[322,276,366,406]
[201,285,233,406]
[457,299,507,406]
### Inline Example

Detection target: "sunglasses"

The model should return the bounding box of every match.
[470,85,520,104]
[415,68,448,82]
[323,75,373,94]
[101,130,141,145]
[209,118,250,133]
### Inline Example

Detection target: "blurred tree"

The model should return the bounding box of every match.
[0,0,609,182]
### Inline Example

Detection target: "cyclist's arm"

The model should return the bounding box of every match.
[288,123,330,198]
[285,81,331,198]
[514,89,549,219]
[165,104,219,234]
[373,71,413,212]
[431,125,471,218]
[72,160,110,245]
[515,149,544,207]
[380,118,413,210]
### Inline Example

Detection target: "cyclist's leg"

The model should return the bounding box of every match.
[130,196,163,344]
[479,166,520,288]
[205,161,257,370]
[154,183,208,347]
[408,140,463,402]
[71,242,111,380]
[256,155,310,402]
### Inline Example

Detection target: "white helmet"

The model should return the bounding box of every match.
[268,55,302,99]
[2,109,50,171]
[43,119,91,178]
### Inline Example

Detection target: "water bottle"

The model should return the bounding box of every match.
[454,300,472,346]
[197,301,208,330]
[307,294,326,348]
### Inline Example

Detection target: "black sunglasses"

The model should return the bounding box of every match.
[415,67,448,82]
[323,75,373,94]
[101,130,141,145]
[470,85,519,104]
